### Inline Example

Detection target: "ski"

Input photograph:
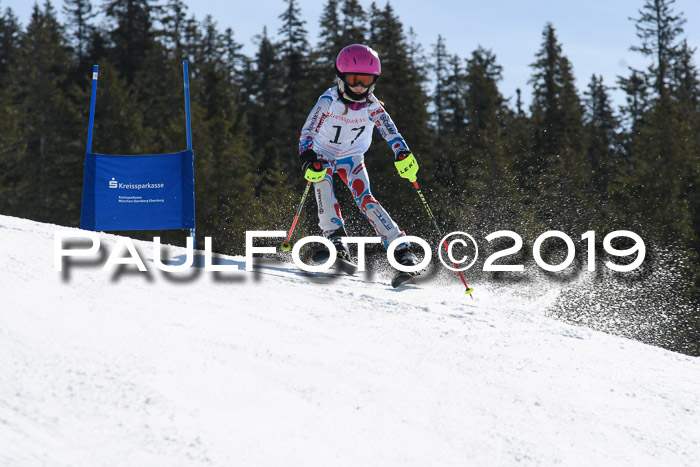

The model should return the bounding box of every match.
[335,256,358,275]
[391,271,420,288]
[311,244,357,275]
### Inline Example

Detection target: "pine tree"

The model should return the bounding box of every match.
[318,0,341,48]
[89,60,151,154]
[245,27,288,206]
[221,27,247,91]
[431,35,450,137]
[625,1,690,239]
[180,16,258,251]
[506,88,533,223]
[134,42,179,154]
[103,0,158,84]
[669,40,700,302]
[671,40,700,116]
[277,0,312,166]
[62,0,96,66]
[428,35,456,207]
[527,23,587,231]
[0,2,84,225]
[158,0,188,59]
[616,68,649,206]
[620,0,699,336]
[463,46,515,231]
[621,0,694,241]
[617,68,649,127]
[630,0,686,99]
[0,4,20,76]
[0,4,22,208]
[315,0,342,73]
[583,74,619,226]
[338,0,367,45]
[431,52,468,197]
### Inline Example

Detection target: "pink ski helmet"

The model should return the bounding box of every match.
[335,44,381,101]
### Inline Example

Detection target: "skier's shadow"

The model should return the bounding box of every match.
[152,253,245,283]
[160,254,351,284]
[247,257,356,284]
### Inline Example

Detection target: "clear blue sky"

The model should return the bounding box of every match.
[6,0,700,109]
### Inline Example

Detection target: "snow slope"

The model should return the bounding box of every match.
[0,214,698,466]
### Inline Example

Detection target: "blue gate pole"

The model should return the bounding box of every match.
[183,60,193,152]
[183,60,196,249]
[86,65,98,154]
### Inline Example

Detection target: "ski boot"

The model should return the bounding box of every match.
[311,226,358,275]
[391,242,421,288]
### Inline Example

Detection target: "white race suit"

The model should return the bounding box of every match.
[299,87,410,248]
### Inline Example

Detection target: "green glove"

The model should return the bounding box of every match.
[394,151,419,182]
[304,160,326,183]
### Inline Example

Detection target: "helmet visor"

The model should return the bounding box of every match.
[343,73,376,88]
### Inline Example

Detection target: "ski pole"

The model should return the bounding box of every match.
[411,180,474,297]
[280,181,313,252]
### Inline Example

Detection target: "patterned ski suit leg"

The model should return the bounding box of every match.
[314,159,345,234]
[335,155,405,248]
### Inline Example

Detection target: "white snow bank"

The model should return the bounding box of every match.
[0,215,698,466]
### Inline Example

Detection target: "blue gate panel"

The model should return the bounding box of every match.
[80,150,195,231]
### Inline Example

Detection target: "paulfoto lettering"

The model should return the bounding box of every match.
[54,230,646,276]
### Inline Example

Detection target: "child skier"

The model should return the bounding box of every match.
[298,44,420,270]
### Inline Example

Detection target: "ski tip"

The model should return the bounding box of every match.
[336,257,358,275]
[280,242,291,252]
[391,272,415,288]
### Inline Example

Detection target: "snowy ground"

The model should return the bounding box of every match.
[0,214,698,466]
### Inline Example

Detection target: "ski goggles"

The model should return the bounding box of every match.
[343,73,377,88]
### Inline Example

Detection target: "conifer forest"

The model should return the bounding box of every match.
[0,0,698,353]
